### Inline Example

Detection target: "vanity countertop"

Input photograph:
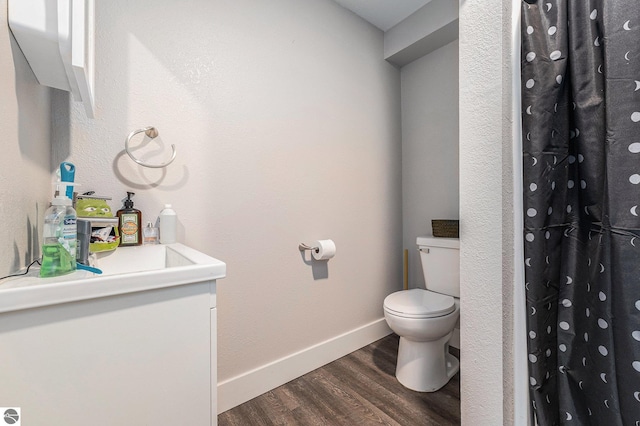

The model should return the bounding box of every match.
[0,243,226,313]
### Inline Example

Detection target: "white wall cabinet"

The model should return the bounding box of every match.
[9,0,95,117]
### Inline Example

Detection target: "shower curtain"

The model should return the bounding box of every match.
[521,1,640,424]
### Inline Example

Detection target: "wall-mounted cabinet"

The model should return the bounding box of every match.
[9,0,95,118]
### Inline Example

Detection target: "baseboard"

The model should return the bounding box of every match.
[217,318,392,414]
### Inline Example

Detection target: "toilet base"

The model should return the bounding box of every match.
[395,334,460,392]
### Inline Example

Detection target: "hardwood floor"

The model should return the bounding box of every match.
[218,334,461,425]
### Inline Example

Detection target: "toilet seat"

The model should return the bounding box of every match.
[384,289,455,319]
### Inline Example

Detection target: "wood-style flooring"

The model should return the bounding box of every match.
[218,334,461,425]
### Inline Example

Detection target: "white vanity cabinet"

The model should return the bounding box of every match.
[0,244,225,426]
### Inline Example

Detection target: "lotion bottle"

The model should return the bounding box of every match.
[159,204,177,244]
[117,192,142,246]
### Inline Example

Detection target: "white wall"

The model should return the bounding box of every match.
[384,0,458,67]
[459,0,518,424]
[54,0,402,410]
[0,0,52,277]
[401,40,459,291]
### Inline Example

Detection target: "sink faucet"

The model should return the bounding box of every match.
[77,218,92,266]
[76,217,119,266]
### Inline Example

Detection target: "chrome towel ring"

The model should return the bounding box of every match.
[125,126,177,168]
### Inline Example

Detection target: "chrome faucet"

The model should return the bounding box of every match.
[77,218,92,266]
[76,217,119,266]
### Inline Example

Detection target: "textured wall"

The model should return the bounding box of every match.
[55,0,402,384]
[401,40,459,290]
[459,0,518,424]
[0,1,52,277]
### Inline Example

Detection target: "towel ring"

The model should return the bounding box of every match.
[125,126,177,168]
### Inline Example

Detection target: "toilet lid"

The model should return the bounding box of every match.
[384,289,455,318]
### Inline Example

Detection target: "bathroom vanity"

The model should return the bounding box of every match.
[0,244,225,426]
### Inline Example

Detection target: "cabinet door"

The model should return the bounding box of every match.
[0,282,211,426]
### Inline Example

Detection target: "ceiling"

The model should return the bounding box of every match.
[332,0,433,31]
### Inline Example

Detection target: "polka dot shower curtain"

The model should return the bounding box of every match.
[521,1,640,424]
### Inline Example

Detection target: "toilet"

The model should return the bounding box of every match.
[383,236,460,392]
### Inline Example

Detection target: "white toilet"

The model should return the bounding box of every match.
[383,236,460,392]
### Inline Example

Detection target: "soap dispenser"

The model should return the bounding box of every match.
[117,192,142,246]
[40,193,77,277]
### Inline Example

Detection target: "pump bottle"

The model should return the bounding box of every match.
[40,194,77,277]
[117,192,142,246]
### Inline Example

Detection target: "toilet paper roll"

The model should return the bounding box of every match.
[312,239,336,260]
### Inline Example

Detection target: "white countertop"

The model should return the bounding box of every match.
[0,243,226,313]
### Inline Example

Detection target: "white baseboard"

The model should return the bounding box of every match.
[217,318,392,414]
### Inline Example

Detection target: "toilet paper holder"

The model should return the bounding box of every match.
[298,239,336,261]
[298,242,319,252]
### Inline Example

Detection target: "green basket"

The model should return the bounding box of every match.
[90,238,120,253]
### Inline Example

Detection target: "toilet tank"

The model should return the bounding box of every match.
[417,236,460,298]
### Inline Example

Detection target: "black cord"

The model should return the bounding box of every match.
[0,259,41,281]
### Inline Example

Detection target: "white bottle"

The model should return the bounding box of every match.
[159,204,177,244]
